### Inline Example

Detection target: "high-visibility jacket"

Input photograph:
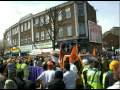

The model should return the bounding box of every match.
[102,72,108,89]
[21,63,29,80]
[87,68,103,89]
[16,63,22,70]
[82,65,90,87]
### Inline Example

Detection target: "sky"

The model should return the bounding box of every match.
[0,1,119,40]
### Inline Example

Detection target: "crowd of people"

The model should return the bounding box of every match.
[0,43,120,89]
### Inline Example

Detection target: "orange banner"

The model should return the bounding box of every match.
[92,47,96,56]
[70,45,79,63]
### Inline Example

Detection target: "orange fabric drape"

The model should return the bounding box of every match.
[92,47,96,56]
[70,45,79,63]
[58,47,64,69]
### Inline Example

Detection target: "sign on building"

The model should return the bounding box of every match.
[88,20,102,43]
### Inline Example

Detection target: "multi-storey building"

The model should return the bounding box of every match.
[3,1,102,55]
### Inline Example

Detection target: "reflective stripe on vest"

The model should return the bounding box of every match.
[82,65,90,87]
[87,68,95,85]
[102,72,107,89]
[91,71,103,89]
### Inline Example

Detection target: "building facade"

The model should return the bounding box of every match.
[3,1,102,55]
[103,27,120,50]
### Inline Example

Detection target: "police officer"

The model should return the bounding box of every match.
[86,56,103,89]
[81,59,90,89]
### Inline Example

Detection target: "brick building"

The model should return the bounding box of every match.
[3,1,102,55]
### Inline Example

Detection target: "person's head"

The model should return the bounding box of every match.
[102,60,109,72]
[4,79,17,89]
[55,71,63,80]
[42,61,47,70]
[89,56,99,68]
[47,61,54,70]
[64,62,70,71]
[82,59,89,66]
[109,60,120,80]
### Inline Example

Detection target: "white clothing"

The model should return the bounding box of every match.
[63,70,77,89]
[33,60,37,66]
[37,70,55,88]
[70,63,78,74]
[107,81,120,89]
[70,63,79,79]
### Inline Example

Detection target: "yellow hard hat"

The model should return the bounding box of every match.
[109,60,119,71]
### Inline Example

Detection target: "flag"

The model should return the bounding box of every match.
[58,43,64,69]
[70,44,79,63]
[92,47,96,56]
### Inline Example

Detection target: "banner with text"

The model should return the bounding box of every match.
[88,20,102,43]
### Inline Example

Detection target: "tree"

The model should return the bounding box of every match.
[42,7,62,50]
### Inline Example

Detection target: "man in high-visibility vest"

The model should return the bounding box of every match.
[81,59,91,89]
[86,56,103,89]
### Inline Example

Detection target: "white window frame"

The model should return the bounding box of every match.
[41,31,44,40]
[28,21,31,30]
[46,30,50,40]
[58,11,62,21]
[67,25,72,36]
[40,16,44,26]
[21,24,24,32]
[59,27,63,38]
[45,15,49,24]
[65,8,71,19]
[35,17,39,25]
[24,23,27,31]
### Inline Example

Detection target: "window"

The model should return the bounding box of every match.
[12,28,15,35]
[35,17,39,25]
[67,25,72,36]
[24,37,27,44]
[21,24,24,32]
[28,37,31,44]
[58,11,62,21]
[13,39,15,45]
[78,23,85,36]
[59,27,63,38]
[45,15,49,24]
[78,4,84,16]
[28,21,31,30]
[65,8,71,19]
[40,16,44,26]
[45,30,50,40]
[35,32,40,41]
[24,23,27,31]
[41,31,44,40]
[15,27,18,34]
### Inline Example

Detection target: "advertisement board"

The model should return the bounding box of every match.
[88,20,102,43]
[35,41,52,49]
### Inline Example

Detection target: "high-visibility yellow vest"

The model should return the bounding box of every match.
[87,68,103,89]
[91,71,103,89]
[16,63,21,70]
[102,72,107,89]
[82,65,90,87]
